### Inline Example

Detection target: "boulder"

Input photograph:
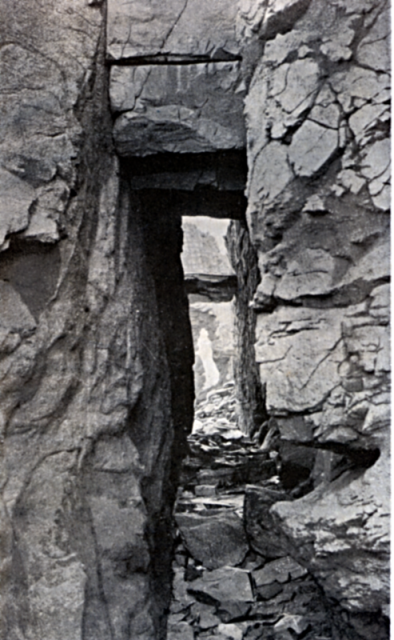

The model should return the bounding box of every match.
[271,453,390,614]
[244,486,290,559]
[253,557,307,587]
[176,511,249,570]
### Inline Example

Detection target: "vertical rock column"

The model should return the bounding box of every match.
[226,220,267,434]
[239,0,390,637]
[0,2,193,639]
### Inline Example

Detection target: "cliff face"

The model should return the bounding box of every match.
[0,0,390,638]
[240,1,390,635]
[0,3,193,639]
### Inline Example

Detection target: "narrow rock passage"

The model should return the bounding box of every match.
[168,385,335,640]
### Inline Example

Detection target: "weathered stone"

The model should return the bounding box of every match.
[274,614,309,635]
[0,280,36,347]
[0,168,36,250]
[107,0,240,61]
[330,66,390,113]
[1,1,390,638]
[111,62,246,156]
[341,239,389,288]
[356,4,390,72]
[248,142,293,207]
[253,556,307,587]
[275,248,337,299]
[369,284,390,323]
[237,0,311,43]
[217,622,247,640]
[0,2,196,639]
[256,581,283,600]
[217,601,251,622]
[167,621,195,640]
[349,103,389,147]
[190,601,219,629]
[272,452,390,614]
[244,6,390,632]
[360,138,391,209]
[176,511,249,570]
[289,120,339,177]
[244,486,289,559]
[255,307,344,414]
[189,567,254,604]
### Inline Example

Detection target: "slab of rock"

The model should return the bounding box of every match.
[238,0,312,42]
[288,119,339,177]
[356,3,390,72]
[190,602,219,629]
[256,581,283,600]
[112,62,246,156]
[255,307,344,414]
[253,556,307,587]
[217,622,249,640]
[274,614,309,635]
[244,485,290,559]
[188,567,253,604]
[107,0,240,61]
[176,511,249,570]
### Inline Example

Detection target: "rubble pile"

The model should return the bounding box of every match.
[169,386,336,640]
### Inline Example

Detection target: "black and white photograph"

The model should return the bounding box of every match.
[0,0,390,638]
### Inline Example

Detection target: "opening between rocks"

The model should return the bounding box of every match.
[122,150,383,640]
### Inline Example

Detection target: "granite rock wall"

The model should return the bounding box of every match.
[239,0,390,636]
[0,2,193,639]
[0,0,390,638]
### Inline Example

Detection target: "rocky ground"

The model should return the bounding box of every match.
[168,385,337,640]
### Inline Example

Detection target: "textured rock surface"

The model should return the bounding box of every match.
[1,0,390,637]
[226,220,267,435]
[112,62,245,154]
[241,0,390,636]
[175,511,249,569]
[112,62,246,156]
[107,0,240,61]
[0,2,194,639]
[272,452,390,614]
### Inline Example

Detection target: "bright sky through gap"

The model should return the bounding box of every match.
[183,216,230,256]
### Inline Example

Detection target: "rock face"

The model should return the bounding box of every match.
[237,0,390,637]
[107,0,240,61]
[0,2,193,640]
[1,0,390,638]
[111,63,246,156]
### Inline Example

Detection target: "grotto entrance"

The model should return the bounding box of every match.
[121,151,340,639]
[120,147,382,640]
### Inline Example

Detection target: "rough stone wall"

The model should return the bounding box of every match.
[0,0,390,638]
[239,0,390,635]
[0,3,193,639]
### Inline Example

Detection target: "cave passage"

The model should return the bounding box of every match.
[121,145,387,640]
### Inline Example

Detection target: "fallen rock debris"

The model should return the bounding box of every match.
[169,385,335,640]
